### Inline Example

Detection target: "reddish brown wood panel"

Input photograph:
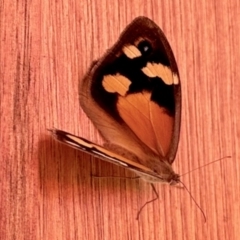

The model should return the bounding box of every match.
[0,0,239,239]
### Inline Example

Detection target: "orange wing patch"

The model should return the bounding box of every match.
[117,92,173,156]
[149,100,173,155]
[102,74,131,96]
[142,62,175,85]
[122,45,142,59]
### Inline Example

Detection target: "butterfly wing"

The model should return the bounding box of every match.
[50,129,168,181]
[80,17,181,168]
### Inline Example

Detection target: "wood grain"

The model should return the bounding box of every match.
[0,0,239,239]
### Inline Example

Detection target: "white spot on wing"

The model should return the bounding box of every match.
[173,74,179,85]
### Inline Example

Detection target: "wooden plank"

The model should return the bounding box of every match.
[0,0,239,239]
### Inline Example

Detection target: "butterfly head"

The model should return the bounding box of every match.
[169,174,180,185]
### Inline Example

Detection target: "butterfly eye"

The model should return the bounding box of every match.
[137,40,152,55]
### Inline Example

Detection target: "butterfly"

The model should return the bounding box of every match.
[50,16,182,217]
[50,16,181,184]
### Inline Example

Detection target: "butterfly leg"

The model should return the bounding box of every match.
[136,183,159,220]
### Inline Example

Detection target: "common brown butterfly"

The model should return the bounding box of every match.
[50,16,183,218]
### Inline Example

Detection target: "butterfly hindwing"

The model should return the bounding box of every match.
[50,129,167,181]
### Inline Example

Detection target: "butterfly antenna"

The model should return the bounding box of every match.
[179,180,206,222]
[136,183,159,220]
[180,156,231,177]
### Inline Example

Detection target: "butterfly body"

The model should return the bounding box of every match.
[51,16,181,185]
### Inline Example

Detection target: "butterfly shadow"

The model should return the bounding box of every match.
[38,134,144,198]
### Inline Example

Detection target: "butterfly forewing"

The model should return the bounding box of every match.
[80,17,181,175]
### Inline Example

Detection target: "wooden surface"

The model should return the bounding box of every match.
[1,0,239,239]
